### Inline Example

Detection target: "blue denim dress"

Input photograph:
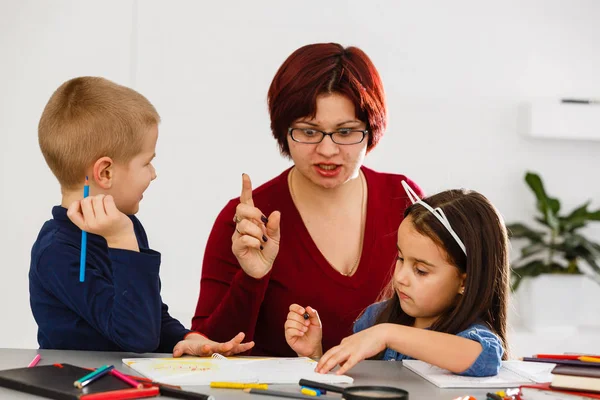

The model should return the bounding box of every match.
[353,301,503,377]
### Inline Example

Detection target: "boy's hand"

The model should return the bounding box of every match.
[172,332,255,357]
[315,324,389,375]
[232,174,281,279]
[284,304,323,359]
[67,194,139,252]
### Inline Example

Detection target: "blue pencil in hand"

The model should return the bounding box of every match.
[79,176,89,282]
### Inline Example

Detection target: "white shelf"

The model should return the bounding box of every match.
[522,100,600,141]
[508,327,600,358]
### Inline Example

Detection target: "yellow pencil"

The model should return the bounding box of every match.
[211,382,269,389]
[579,356,600,363]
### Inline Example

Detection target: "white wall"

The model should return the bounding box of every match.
[1,0,599,349]
[0,0,137,348]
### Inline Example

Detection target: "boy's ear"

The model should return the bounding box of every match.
[93,156,114,189]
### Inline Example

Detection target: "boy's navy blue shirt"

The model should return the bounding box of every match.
[29,206,191,353]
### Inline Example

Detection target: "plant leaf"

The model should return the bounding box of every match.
[564,202,590,221]
[588,209,600,221]
[511,259,547,292]
[534,217,548,226]
[574,234,600,258]
[562,221,587,233]
[551,234,588,261]
[561,203,600,231]
[520,243,547,258]
[579,253,600,275]
[547,198,561,215]
[507,223,545,242]
[525,172,548,212]
[546,209,560,232]
[525,172,560,230]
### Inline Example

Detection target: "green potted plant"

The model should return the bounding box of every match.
[508,172,600,331]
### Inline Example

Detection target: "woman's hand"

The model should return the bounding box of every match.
[284,304,323,358]
[231,174,281,279]
[316,324,390,375]
[172,332,255,357]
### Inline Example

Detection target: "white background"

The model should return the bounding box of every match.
[1,0,599,351]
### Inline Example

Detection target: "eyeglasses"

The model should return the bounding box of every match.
[288,127,368,145]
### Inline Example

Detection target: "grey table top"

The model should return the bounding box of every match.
[0,349,503,400]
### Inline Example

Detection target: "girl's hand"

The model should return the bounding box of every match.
[172,332,255,357]
[284,304,323,358]
[316,324,390,375]
[232,174,281,279]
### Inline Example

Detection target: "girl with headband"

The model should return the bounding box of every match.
[286,182,509,376]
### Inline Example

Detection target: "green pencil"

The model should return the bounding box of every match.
[73,365,114,388]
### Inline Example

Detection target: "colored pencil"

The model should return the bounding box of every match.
[534,354,600,360]
[27,354,41,367]
[244,388,313,399]
[80,366,176,389]
[74,364,114,388]
[79,176,89,282]
[110,369,143,389]
[122,373,182,389]
[210,382,269,389]
[79,387,159,399]
[534,354,580,360]
[580,356,600,363]
[522,357,600,368]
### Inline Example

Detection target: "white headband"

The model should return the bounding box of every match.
[401,181,467,255]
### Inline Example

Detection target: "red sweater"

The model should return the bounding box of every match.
[192,166,422,356]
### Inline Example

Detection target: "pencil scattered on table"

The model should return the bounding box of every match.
[109,368,143,389]
[27,354,41,368]
[244,388,313,399]
[211,382,269,389]
[73,364,114,389]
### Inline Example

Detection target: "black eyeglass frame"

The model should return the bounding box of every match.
[288,127,369,145]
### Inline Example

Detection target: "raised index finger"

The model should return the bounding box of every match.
[240,173,254,207]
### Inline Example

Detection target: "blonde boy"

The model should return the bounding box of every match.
[30,77,253,355]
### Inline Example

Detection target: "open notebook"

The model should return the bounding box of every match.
[122,355,354,386]
[402,360,555,388]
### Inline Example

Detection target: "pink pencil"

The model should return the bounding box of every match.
[110,369,143,389]
[28,354,41,367]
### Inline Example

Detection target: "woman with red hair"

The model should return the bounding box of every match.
[192,43,423,356]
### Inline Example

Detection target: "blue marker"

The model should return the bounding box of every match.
[79,176,89,282]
